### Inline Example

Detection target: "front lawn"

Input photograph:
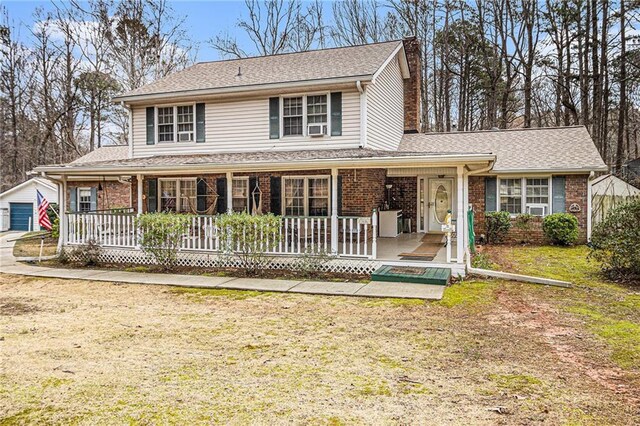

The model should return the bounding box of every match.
[0,245,638,424]
[12,231,58,258]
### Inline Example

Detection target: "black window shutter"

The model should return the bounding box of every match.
[552,176,566,213]
[195,103,205,143]
[197,177,207,211]
[146,107,155,145]
[216,178,227,214]
[330,92,342,136]
[270,176,281,215]
[249,177,258,213]
[337,175,343,216]
[147,178,157,213]
[485,177,497,212]
[69,186,77,212]
[269,97,280,139]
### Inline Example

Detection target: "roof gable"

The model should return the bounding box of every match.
[0,177,56,199]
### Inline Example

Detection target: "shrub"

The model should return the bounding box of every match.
[217,212,282,275]
[69,239,102,266]
[297,246,333,277]
[514,213,534,244]
[484,211,511,244]
[136,213,195,270]
[590,200,640,280]
[542,213,579,246]
[51,217,60,239]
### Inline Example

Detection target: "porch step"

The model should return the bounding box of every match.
[371,265,451,286]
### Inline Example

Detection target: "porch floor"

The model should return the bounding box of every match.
[376,233,450,262]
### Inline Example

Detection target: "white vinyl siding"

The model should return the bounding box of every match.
[366,56,404,151]
[131,89,361,157]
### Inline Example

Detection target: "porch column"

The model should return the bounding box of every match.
[226,171,233,213]
[463,172,470,255]
[136,174,143,215]
[456,165,464,264]
[60,176,68,247]
[331,168,339,255]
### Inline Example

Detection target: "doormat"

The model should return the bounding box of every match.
[399,234,445,260]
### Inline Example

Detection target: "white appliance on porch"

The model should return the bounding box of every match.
[378,209,402,237]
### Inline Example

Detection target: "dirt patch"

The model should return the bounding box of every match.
[12,233,58,258]
[0,297,39,316]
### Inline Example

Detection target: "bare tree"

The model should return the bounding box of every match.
[211,0,325,58]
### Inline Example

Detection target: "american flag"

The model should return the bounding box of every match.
[37,189,52,231]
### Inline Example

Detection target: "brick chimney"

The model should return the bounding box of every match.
[402,36,422,133]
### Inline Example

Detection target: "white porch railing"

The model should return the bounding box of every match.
[65,211,378,259]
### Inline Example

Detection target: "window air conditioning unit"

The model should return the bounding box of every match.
[307,123,327,137]
[527,205,547,217]
[178,131,192,142]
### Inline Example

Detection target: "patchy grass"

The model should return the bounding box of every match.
[12,231,58,258]
[438,280,497,308]
[483,244,640,372]
[1,244,638,424]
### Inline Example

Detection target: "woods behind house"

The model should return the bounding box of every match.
[1,0,639,191]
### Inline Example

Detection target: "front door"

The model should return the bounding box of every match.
[427,178,453,233]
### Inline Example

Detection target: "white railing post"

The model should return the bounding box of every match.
[371,209,378,260]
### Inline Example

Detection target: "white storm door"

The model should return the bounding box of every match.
[428,178,454,233]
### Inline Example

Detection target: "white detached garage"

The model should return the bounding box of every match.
[0,177,58,231]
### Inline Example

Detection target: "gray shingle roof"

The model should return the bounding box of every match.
[114,41,402,100]
[400,126,607,172]
[54,148,478,170]
[71,145,129,164]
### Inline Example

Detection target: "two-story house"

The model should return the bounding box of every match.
[34,37,607,276]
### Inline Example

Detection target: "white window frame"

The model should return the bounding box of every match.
[280,92,331,138]
[231,177,250,213]
[155,104,196,143]
[77,187,92,212]
[158,178,197,212]
[281,175,331,217]
[497,176,552,217]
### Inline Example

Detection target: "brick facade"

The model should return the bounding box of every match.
[403,37,422,133]
[66,180,131,211]
[469,175,590,244]
[136,169,388,218]
[387,176,417,233]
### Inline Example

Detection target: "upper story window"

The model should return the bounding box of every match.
[158,107,174,142]
[283,97,303,136]
[282,94,328,137]
[157,105,194,143]
[307,95,327,131]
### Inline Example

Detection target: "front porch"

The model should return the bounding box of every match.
[52,159,491,277]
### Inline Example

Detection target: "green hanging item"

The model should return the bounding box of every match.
[468,207,476,254]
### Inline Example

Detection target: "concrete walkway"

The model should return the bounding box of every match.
[0,233,444,300]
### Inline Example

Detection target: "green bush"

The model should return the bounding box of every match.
[514,213,534,244]
[217,212,282,275]
[542,213,578,245]
[136,213,195,270]
[484,211,511,244]
[590,200,640,280]
[51,217,60,239]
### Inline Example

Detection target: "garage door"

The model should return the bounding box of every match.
[9,203,33,231]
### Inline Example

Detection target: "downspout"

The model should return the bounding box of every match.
[357,81,367,148]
